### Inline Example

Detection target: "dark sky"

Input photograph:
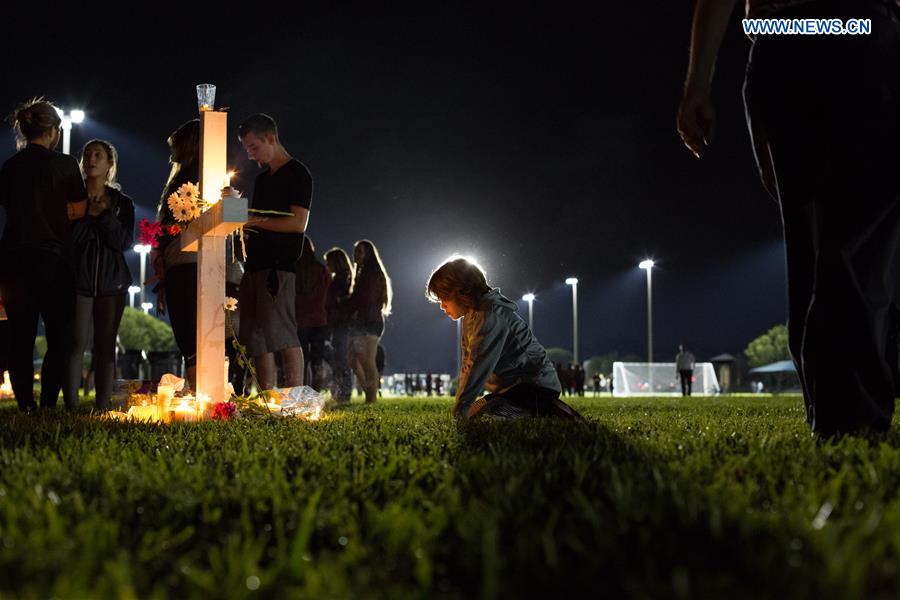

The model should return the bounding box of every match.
[4,3,884,373]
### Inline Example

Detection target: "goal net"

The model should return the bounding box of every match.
[611,362,720,396]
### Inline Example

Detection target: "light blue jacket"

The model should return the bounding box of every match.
[455,289,561,417]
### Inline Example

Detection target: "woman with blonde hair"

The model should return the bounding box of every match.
[348,239,392,404]
[64,139,134,409]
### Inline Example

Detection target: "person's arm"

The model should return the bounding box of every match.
[676,0,740,158]
[68,200,87,220]
[246,205,309,233]
[454,310,509,418]
[65,158,88,220]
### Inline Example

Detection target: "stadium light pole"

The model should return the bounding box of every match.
[638,260,654,364]
[639,259,654,392]
[133,244,152,306]
[127,285,141,309]
[565,278,579,363]
[141,302,153,315]
[522,293,535,331]
[55,108,85,155]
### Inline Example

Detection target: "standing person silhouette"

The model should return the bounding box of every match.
[65,140,134,410]
[0,99,86,412]
[151,119,200,391]
[675,344,696,397]
[324,248,353,403]
[295,237,329,390]
[348,239,392,404]
[678,0,900,435]
[238,113,311,391]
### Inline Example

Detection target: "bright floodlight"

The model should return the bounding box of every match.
[133,244,151,254]
[141,302,154,314]
[70,110,85,123]
[522,293,535,303]
[128,285,141,294]
[565,278,578,285]
[639,259,655,270]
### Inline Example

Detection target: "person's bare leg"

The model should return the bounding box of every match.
[281,346,304,388]
[362,335,380,403]
[349,337,366,396]
[254,352,276,391]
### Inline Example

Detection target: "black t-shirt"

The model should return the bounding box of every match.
[245,159,312,272]
[0,144,86,258]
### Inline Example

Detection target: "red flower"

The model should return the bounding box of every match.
[167,224,182,236]
[138,219,163,248]
[212,401,237,420]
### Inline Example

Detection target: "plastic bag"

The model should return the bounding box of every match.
[272,385,327,419]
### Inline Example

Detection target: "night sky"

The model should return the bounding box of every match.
[2,4,890,374]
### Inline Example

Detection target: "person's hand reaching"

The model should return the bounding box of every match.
[677,85,716,159]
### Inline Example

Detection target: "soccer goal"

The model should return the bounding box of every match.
[612,362,720,396]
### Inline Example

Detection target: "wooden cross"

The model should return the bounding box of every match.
[180,109,247,404]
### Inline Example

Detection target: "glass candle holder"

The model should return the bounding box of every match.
[196,84,216,112]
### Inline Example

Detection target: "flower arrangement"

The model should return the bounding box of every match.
[212,401,237,420]
[138,219,163,247]
[167,182,204,223]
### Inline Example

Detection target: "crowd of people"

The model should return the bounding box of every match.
[0,99,393,412]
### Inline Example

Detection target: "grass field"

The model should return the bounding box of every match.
[2,394,900,599]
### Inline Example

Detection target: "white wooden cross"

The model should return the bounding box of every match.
[180,109,247,404]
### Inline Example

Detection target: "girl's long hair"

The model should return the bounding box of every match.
[296,237,327,294]
[353,239,392,316]
[324,247,354,294]
[157,119,200,224]
[79,139,121,190]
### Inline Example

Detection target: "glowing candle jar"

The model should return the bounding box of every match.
[156,384,175,421]
[127,405,161,422]
[170,401,201,423]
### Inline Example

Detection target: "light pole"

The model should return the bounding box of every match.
[565,278,579,363]
[522,293,535,331]
[55,108,85,155]
[141,302,153,315]
[133,244,152,306]
[639,259,654,392]
[128,285,141,309]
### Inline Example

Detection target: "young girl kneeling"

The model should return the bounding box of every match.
[427,257,582,421]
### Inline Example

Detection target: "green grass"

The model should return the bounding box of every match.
[2,394,900,599]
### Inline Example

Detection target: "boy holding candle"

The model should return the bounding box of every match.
[237,114,312,391]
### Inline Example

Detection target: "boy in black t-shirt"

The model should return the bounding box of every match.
[238,114,312,390]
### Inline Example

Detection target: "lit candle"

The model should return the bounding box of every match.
[157,384,175,421]
[170,402,200,423]
[127,405,161,422]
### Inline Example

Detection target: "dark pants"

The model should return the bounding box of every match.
[298,326,328,390]
[473,383,584,420]
[0,251,76,411]
[330,325,352,401]
[744,0,900,434]
[165,263,198,367]
[679,370,693,397]
[65,294,126,409]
